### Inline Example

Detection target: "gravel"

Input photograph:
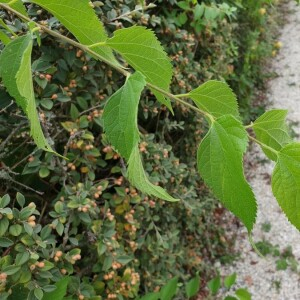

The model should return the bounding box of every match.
[221,1,300,299]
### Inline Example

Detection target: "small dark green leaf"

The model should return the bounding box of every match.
[102,255,113,271]
[9,224,23,236]
[23,223,33,236]
[16,193,25,207]
[34,288,43,300]
[3,265,21,275]
[56,222,64,236]
[70,104,79,120]
[42,285,57,293]
[116,255,133,265]
[8,284,29,300]
[39,166,50,178]
[0,194,10,208]
[0,237,14,247]
[0,218,9,236]
[15,251,30,266]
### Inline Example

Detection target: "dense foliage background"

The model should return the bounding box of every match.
[0,0,284,299]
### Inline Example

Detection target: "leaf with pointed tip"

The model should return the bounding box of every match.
[272,143,300,230]
[128,146,179,202]
[107,26,173,111]
[30,0,119,66]
[185,274,200,298]
[253,109,292,161]
[103,72,146,160]
[197,115,257,231]
[0,34,54,153]
[189,80,239,119]
[0,0,28,16]
[160,277,178,300]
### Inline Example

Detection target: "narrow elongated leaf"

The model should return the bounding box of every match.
[272,143,300,230]
[0,34,53,152]
[30,0,119,66]
[107,26,173,110]
[197,115,257,231]
[103,72,146,160]
[128,146,179,202]
[189,80,239,119]
[253,109,291,161]
[0,0,28,16]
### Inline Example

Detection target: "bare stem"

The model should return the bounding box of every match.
[249,136,278,156]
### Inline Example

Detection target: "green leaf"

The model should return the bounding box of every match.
[107,26,173,111]
[116,255,133,265]
[30,0,119,66]
[0,30,10,45]
[189,80,239,119]
[8,284,29,300]
[103,72,146,160]
[138,293,160,300]
[3,265,20,275]
[224,273,237,289]
[0,218,9,236]
[70,103,79,120]
[9,224,23,236]
[197,115,257,231]
[272,143,300,230]
[0,194,10,208]
[34,288,43,300]
[160,277,178,300]
[185,274,200,298]
[0,0,28,16]
[128,146,179,202]
[235,288,251,300]
[23,222,33,236]
[15,251,30,266]
[42,285,57,293]
[39,166,50,178]
[0,237,14,247]
[16,192,25,207]
[0,34,54,153]
[207,275,221,295]
[42,277,69,300]
[253,109,291,161]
